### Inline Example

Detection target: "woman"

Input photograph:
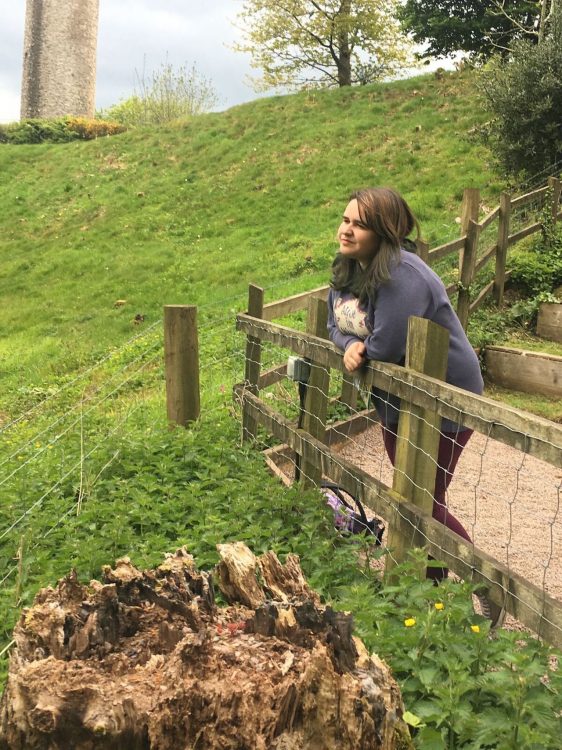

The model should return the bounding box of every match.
[327,188,500,620]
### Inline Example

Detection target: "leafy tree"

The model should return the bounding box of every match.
[478,3,562,176]
[234,0,411,90]
[100,62,217,126]
[399,0,540,59]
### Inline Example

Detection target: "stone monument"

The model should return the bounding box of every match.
[20,0,100,119]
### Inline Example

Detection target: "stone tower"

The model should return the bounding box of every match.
[21,0,100,119]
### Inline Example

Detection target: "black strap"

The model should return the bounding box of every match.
[320,481,370,530]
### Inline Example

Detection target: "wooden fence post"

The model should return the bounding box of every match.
[242,284,264,442]
[385,317,449,578]
[300,296,330,488]
[459,187,480,271]
[456,219,480,330]
[547,176,561,225]
[340,373,358,411]
[494,191,512,305]
[415,238,430,265]
[164,305,200,427]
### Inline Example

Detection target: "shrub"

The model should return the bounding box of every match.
[478,4,562,178]
[0,118,79,145]
[100,61,218,126]
[0,117,125,145]
[65,117,126,139]
[509,207,562,296]
[509,250,562,297]
[96,96,145,128]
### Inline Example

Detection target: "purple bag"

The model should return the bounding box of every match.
[321,483,384,543]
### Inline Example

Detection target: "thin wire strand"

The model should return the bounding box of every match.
[0,348,162,490]
[0,355,161,539]
[0,320,162,434]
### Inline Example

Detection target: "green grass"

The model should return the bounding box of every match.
[484,382,562,422]
[0,69,498,410]
[502,332,562,357]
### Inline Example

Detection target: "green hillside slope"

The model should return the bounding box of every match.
[0,70,498,408]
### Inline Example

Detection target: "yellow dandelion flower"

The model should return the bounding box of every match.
[471,624,480,634]
[404,618,416,628]
[434,602,444,611]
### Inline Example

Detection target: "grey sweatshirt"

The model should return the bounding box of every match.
[327,249,484,432]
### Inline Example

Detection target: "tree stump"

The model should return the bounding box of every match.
[0,543,413,750]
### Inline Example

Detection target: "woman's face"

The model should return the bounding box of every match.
[337,199,379,267]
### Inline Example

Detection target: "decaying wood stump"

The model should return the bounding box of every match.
[0,543,413,750]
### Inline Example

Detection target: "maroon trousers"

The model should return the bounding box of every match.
[381,424,473,581]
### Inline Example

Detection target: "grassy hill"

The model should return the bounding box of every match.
[0,68,499,410]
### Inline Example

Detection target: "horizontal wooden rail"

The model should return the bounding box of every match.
[236,313,562,466]
[262,285,329,321]
[259,364,287,389]
[474,243,497,276]
[511,185,548,209]
[428,236,466,263]
[480,206,500,230]
[235,386,562,649]
[469,279,495,314]
[508,221,542,246]
[445,282,458,298]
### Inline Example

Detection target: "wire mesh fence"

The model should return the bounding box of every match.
[235,299,562,648]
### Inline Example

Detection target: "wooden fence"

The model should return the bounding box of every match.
[258,176,562,332]
[235,287,562,648]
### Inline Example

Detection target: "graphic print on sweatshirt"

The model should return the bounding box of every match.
[333,295,371,338]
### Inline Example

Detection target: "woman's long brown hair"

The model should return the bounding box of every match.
[331,187,420,306]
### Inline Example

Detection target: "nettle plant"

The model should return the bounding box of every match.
[334,549,562,750]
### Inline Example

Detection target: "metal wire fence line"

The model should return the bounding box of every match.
[234,289,562,649]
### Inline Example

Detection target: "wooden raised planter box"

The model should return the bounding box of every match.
[484,345,562,397]
[537,302,562,343]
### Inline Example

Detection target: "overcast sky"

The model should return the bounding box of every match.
[0,0,262,123]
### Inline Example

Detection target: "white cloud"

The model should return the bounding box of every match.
[0,83,21,124]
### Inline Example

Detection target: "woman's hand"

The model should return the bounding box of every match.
[343,341,366,373]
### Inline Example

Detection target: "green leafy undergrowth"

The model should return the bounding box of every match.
[1,399,561,748]
[336,550,562,750]
[0,405,361,677]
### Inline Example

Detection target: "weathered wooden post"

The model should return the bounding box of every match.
[339,373,358,411]
[164,305,200,427]
[415,238,430,265]
[547,175,562,225]
[459,188,480,267]
[385,317,449,579]
[494,192,512,306]
[300,296,330,488]
[456,188,481,328]
[456,219,480,330]
[460,189,480,227]
[242,284,264,442]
